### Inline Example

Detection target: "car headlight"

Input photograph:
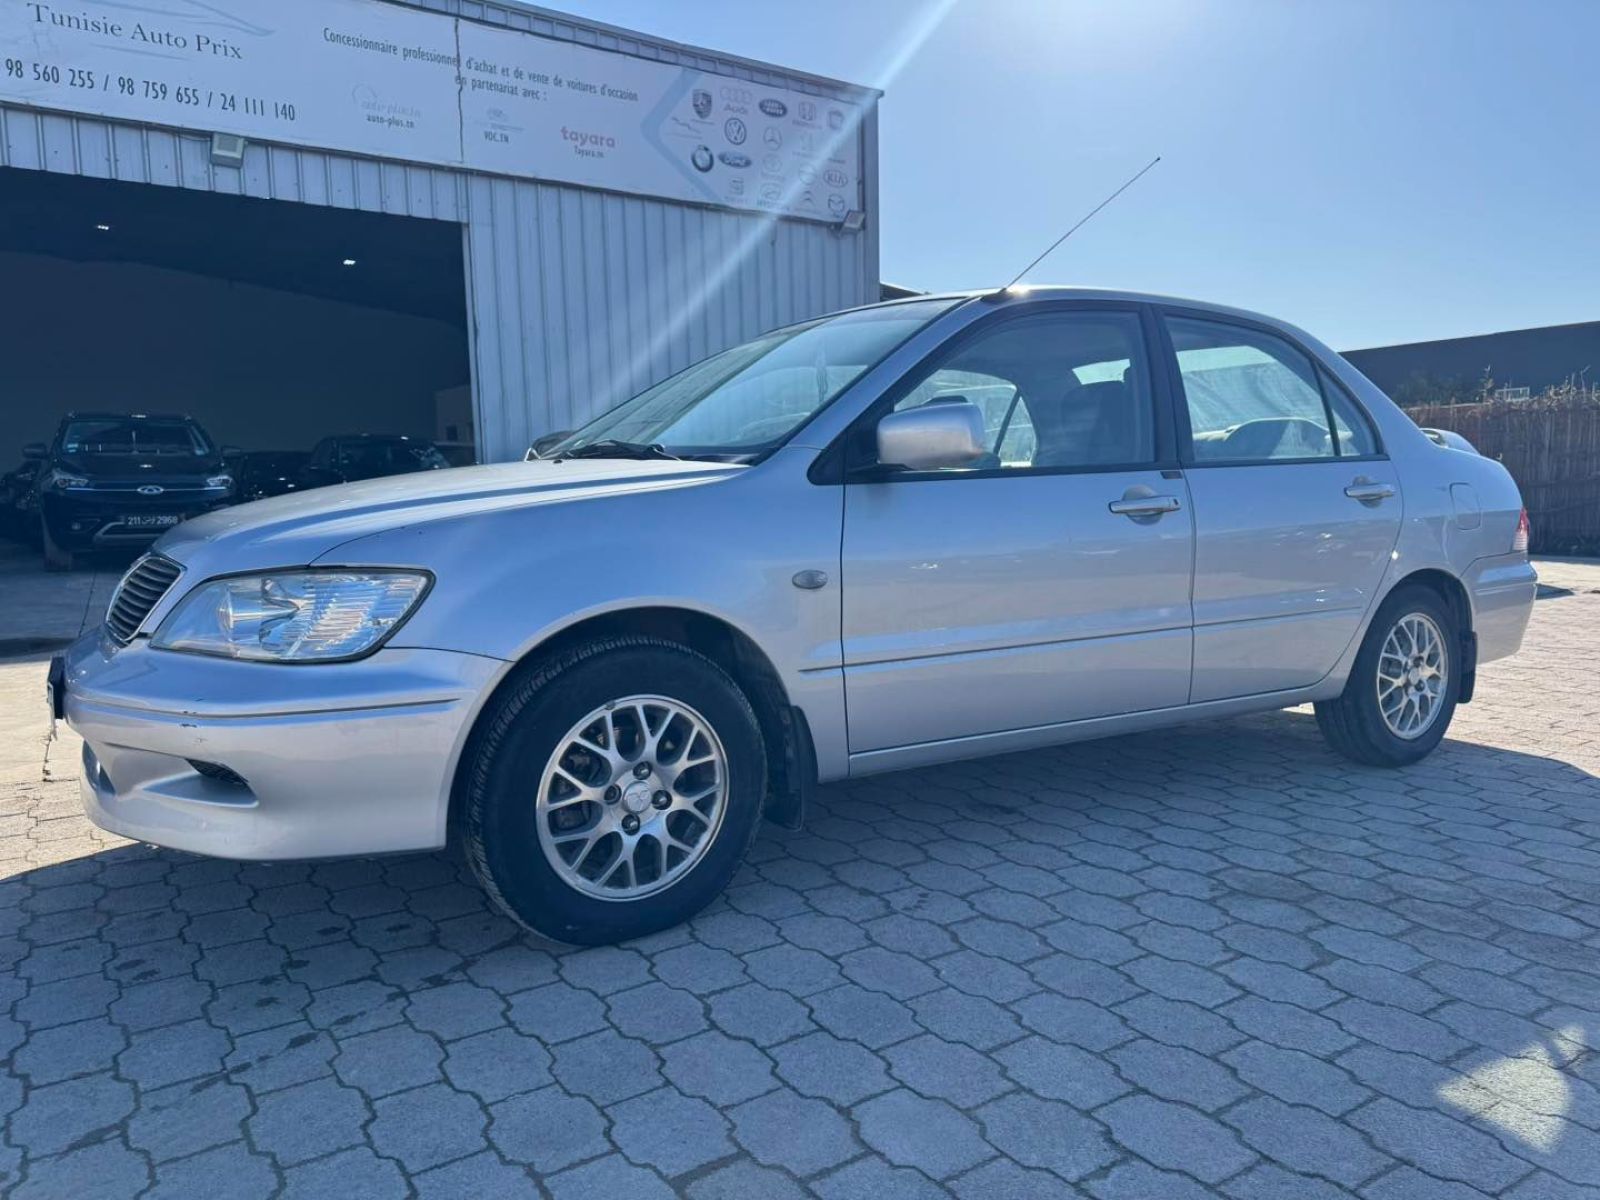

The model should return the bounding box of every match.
[48,469,90,490]
[151,570,431,662]
[205,474,234,490]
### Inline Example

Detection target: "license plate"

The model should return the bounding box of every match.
[124,514,181,529]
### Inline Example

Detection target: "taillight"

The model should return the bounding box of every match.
[1512,507,1530,554]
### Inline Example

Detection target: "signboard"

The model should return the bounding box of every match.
[0,0,863,222]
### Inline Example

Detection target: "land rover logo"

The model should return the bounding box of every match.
[759,98,787,118]
[137,485,164,496]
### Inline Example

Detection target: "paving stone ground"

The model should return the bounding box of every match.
[1,557,1598,1198]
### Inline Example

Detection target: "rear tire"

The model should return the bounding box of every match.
[41,517,75,572]
[461,635,766,945]
[1315,584,1459,767]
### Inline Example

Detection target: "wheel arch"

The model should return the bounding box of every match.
[1388,567,1472,633]
[1384,566,1477,700]
[447,605,814,842]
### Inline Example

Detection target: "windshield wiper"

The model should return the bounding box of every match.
[555,440,682,462]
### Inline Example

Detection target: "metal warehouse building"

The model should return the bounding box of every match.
[0,0,879,468]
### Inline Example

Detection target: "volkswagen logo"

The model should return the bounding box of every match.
[137,485,164,496]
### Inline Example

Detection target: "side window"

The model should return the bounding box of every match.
[889,311,1153,472]
[1318,366,1380,457]
[1167,317,1336,463]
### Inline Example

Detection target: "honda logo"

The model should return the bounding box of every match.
[137,485,164,496]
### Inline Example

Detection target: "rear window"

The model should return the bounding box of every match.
[337,440,448,472]
[61,419,210,456]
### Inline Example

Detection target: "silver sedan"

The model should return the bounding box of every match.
[57,288,1536,944]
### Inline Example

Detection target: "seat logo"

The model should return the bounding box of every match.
[137,485,164,495]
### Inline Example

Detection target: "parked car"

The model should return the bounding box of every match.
[26,412,235,570]
[297,434,451,489]
[0,456,43,542]
[234,451,310,503]
[54,290,1536,944]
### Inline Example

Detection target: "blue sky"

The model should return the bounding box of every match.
[553,0,1597,350]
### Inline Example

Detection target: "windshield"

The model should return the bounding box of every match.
[551,298,959,460]
[60,419,211,456]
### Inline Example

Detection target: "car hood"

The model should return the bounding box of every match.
[156,458,743,567]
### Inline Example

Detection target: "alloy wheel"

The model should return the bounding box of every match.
[1376,611,1448,740]
[535,695,727,900]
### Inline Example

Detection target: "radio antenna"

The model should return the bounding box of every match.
[990,155,1162,297]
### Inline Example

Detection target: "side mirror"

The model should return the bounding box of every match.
[22,443,46,461]
[527,430,573,460]
[875,402,987,471]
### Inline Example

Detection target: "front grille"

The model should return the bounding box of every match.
[106,553,183,644]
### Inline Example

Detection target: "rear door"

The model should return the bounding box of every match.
[1159,311,1402,702]
[839,305,1195,756]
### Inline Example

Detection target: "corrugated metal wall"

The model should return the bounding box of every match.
[0,0,878,462]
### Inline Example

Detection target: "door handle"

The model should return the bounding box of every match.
[1344,480,1395,504]
[1108,495,1181,518]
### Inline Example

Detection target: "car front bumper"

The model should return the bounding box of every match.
[61,631,503,861]
[42,491,231,550]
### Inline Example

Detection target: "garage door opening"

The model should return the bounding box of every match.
[0,166,472,568]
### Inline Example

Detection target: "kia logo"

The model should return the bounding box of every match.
[137,485,164,496]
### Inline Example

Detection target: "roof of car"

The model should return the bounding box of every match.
[876,286,1303,329]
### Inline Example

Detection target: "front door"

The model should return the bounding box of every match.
[1161,312,1403,703]
[840,307,1195,756]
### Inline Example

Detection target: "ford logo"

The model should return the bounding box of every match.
[137,485,164,496]
[759,98,787,118]
[717,151,751,168]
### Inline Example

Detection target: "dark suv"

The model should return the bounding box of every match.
[24,412,235,570]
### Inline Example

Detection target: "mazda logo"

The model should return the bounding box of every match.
[137,485,164,496]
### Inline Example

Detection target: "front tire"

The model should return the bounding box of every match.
[461,636,767,945]
[1316,585,1459,767]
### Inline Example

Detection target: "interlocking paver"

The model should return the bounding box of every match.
[487,1086,609,1173]
[885,1033,1011,1107]
[333,1024,445,1096]
[278,1146,408,1200]
[1100,1093,1257,1183]
[1224,1095,1391,1186]
[659,1029,777,1105]
[550,1028,662,1104]
[856,1088,993,1179]
[368,1082,488,1172]
[995,1034,1128,1108]
[9,1071,135,1157]
[730,1087,858,1175]
[977,1090,1118,1181]
[441,1026,552,1101]
[1111,1037,1249,1110]
[608,1087,735,1176]
[5,559,1600,1197]
[772,1029,894,1104]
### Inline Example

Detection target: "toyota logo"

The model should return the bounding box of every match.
[137,485,164,496]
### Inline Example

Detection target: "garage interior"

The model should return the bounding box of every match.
[0,167,474,475]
